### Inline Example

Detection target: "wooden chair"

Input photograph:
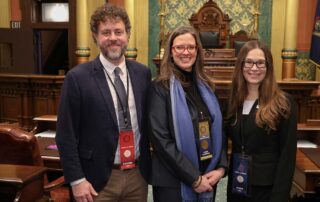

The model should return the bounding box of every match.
[0,164,48,202]
[0,125,70,202]
[188,0,236,81]
[189,0,232,48]
[230,30,254,56]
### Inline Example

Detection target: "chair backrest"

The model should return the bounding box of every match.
[0,125,43,166]
[231,30,254,56]
[199,32,220,49]
[189,0,231,48]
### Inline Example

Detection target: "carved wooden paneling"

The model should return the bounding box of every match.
[0,95,21,122]
[205,66,234,81]
[0,74,319,130]
[277,81,320,122]
[203,49,236,80]
[33,98,51,117]
[0,74,64,130]
[308,89,320,120]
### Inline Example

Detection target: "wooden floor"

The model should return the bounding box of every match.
[51,189,70,202]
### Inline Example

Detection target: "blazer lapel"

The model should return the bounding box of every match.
[92,58,118,127]
[126,61,142,128]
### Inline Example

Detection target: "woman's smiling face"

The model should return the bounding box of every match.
[242,48,267,88]
[171,33,197,72]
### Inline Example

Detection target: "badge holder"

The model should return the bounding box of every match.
[119,129,136,169]
[198,118,213,161]
[231,153,252,196]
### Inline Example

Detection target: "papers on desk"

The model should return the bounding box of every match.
[35,130,56,138]
[297,140,318,148]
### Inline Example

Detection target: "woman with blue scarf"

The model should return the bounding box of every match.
[147,26,227,202]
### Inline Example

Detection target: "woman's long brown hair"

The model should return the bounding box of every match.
[226,40,290,130]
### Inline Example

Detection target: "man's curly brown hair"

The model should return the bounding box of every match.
[90,3,131,41]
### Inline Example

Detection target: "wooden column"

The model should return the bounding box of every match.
[124,0,137,60]
[281,0,299,80]
[0,0,10,28]
[76,0,90,64]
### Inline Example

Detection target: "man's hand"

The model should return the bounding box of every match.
[72,180,98,202]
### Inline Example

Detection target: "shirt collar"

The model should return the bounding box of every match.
[99,53,126,75]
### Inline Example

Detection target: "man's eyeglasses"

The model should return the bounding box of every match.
[243,59,267,69]
[172,45,197,54]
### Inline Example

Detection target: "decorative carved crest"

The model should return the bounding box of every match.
[189,0,231,47]
[201,11,219,27]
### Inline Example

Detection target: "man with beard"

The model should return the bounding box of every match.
[55,3,151,202]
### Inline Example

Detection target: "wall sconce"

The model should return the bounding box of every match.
[41,3,69,22]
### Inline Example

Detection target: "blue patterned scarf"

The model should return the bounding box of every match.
[170,75,222,202]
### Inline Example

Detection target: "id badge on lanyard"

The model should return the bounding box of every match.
[119,129,136,169]
[198,117,213,161]
[231,153,252,196]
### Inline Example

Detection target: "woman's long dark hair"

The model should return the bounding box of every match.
[226,40,290,130]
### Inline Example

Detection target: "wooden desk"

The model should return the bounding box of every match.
[203,49,236,66]
[32,115,61,171]
[298,122,320,147]
[32,115,57,134]
[298,123,320,131]
[293,149,320,198]
[0,164,48,202]
[37,137,61,172]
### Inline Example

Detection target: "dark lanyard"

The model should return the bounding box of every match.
[239,112,246,154]
[103,67,130,124]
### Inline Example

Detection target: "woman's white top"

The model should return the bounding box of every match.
[242,100,256,115]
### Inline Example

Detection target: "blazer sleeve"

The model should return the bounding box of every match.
[214,95,228,175]
[270,95,297,202]
[217,130,228,176]
[147,83,200,186]
[55,71,84,183]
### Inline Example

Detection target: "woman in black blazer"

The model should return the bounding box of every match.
[147,26,227,202]
[224,40,297,202]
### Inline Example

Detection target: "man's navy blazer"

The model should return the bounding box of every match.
[56,57,152,192]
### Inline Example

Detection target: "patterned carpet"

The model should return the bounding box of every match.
[147,177,228,202]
